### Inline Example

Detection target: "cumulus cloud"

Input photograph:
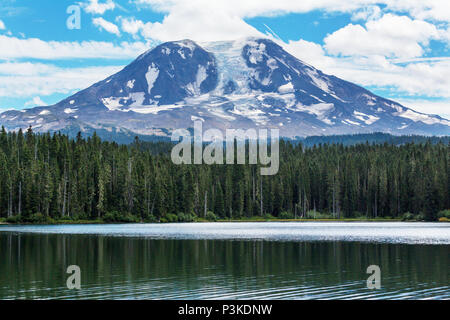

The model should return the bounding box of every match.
[439,27,450,44]
[281,39,335,68]
[0,35,149,60]
[351,6,382,21]
[119,17,146,36]
[126,0,450,53]
[396,99,450,120]
[283,38,450,99]
[93,17,121,36]
[81,0,116,15]
[325,57,450,98]
[276,10,450,105]
[124,1,450,51]
[133,0,450,22]
[0,62,124,97]
[25,96,47,107]
[324,14,441,59]
[0,20,5,30]
[122,5,262,41]
[0,62,56,76]
[129,0,382,42]
[385,0,450,23]
[133,0,363,18]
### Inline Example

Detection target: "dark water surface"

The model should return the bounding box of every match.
[0,222,448,300]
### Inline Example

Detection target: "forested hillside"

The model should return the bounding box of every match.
[0,126,448,223]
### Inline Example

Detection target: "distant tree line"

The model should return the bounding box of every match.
[0,126,448,223]
[295,132,450,147]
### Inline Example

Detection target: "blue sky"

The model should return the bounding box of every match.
[0,0,449,119]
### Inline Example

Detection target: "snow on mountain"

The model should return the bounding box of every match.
[1,38,449,138]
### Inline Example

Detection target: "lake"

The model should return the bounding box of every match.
[0,222,448,300]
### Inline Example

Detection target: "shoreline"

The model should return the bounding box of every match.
[2,218,448,226]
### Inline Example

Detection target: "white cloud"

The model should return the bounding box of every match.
[279,11,450,111]
[439,27,450,44]
[324,14,441,59]
[385,0,450,23]
[282,39,335,68]
[82,0,116,15]
[119,17,144,35]
[396,99,450,120]
[0,62,56,76]
[129,0,372,42]
[93,17,121,36]
[133,0,362,18]
[351,6,382,21]
[0,35,148,60]
[123,5,262,41]
[127,0,450,48]
[0,20,5,30]
[283,39,450,99]
[25,97,48,107]
[134,0,450,22]
[326,57,450,98]
[0,62,124,97]
[118,17,147,38]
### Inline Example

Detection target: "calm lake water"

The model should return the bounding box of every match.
[0,222,448,300]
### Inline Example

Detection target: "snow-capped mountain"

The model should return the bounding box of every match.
[1,38,449,138]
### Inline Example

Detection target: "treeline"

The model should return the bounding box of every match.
[296,132,450,147]
[0,126,448,223]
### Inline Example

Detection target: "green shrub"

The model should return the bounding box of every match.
[206,211,217,221]
[280,211,293,219]
[305,210,317,219]
[103,211,139,223]
[6,215,22,223]
[353,211,366,219]
[119,213,139,223]
[177,212,186,222]
[263,214,275,220]
[414,214,426,221]
[437,210,450,219]
[70,213,88,221]
[103,211,118,223]
[4,214,56,224]
[166,214,178,223]
[23,213,48,224]
[305,210,333,219]
[402,212,414,221]
[184,213,196,222]
[144,214,158,223]
[313,211,334,219]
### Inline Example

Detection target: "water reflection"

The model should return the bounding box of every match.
[0,233,448,299]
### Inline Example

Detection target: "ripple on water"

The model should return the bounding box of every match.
[0,222,449,244]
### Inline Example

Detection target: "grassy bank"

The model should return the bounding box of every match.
[218,218,403,222]
[0,217,104,225]
[3,216,448,225]
[1,210,449,225]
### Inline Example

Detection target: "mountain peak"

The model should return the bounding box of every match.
[1,38,448,139]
